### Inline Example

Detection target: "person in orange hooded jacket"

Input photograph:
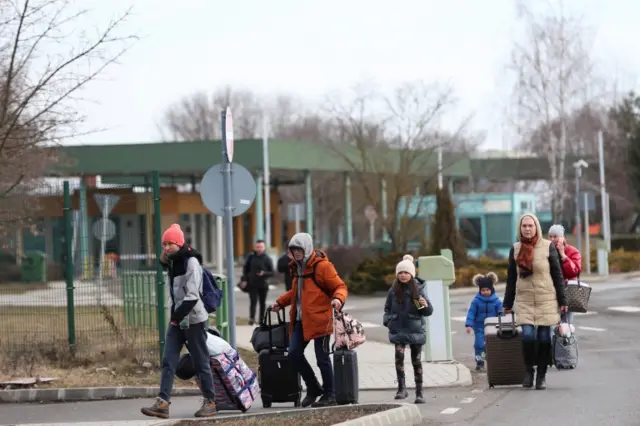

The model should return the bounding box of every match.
[272,232,348,408]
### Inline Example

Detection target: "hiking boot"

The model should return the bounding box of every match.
[194,399,217,417]
[394,376,408,400]
[141,397,170,419]
[311,395,337,407]
[414,388,425,404]
[301,385,323,408]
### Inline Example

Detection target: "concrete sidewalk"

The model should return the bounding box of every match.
[236,326,471,391]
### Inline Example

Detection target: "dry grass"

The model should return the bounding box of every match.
[0,306,257,388]
[0,282,49,294]
[175,406,391,426]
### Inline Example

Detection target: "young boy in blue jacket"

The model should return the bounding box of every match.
[465,272,503,371]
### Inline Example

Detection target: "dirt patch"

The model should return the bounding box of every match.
[175,405,392,426]
[0,282,49,294]
[0,305,257,388]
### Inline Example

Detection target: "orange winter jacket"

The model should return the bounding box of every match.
[276,250,348,341]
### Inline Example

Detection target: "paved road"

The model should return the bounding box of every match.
[4,278,640,425]
[425,278,640,425]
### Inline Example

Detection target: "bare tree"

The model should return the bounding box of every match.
[509,0,597,222]
[0,0,136,235]
[161,86,284,141]
[324,81,479,251]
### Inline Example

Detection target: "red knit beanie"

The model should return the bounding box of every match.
[162,223,185,247]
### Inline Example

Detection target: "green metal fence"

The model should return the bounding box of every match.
[121,271,229,342]
[122,271,162,329]
[0,170,236,375]
[0,172,168,368]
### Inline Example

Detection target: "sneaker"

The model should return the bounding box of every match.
[141,397,170,419]
[311,395,337,407]
[194,399,217,417]
[248,319,255,326]
[475,363,485,371]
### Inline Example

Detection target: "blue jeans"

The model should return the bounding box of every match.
[521,324,552,343]
[159,321,216,402]
[288,321,334,397]
[473,327,485,364]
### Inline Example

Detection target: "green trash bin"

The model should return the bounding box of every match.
[21,251,47,282]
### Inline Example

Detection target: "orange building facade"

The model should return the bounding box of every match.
[25,186,283,267]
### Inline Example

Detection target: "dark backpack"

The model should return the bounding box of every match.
[201,267,224,313]
[181,259,223,313]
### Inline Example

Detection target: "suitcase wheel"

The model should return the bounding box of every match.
[294,397,301,408]
[262,397,272,408]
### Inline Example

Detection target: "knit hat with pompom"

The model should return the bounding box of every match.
[395,254,416,278]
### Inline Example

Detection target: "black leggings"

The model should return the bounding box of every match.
[395,344,423,388]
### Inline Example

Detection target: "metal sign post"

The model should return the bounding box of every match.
[365,205,377,244]
[221,107,237,348]
[93,194,120,305]
[196,107,256,349]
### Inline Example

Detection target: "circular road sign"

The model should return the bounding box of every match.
[364,205,377,222]
[225,107,234,163]
[200,163,257,217]
[92,218,116,241]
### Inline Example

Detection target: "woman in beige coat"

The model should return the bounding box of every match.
[503,214,568,390]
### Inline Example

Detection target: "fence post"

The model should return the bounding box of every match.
[63,181,76,351]
[152,171,166,362]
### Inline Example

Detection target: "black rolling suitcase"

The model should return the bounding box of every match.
[257,307,302,408]
[333,349,359,405]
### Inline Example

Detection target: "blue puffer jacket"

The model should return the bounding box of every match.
[465,292,503,329]
[383,278,434,345]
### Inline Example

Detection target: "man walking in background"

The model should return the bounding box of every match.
[240,240,274,325]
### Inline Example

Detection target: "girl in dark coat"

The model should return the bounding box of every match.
[383,255,433,404]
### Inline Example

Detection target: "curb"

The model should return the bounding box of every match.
[0,386,201,404]
[0,363,472,403]
[151,403,422,426]
[336,403,422,425]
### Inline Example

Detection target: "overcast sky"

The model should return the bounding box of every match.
[67,0,639,149]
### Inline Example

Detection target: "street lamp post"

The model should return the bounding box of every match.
[573,159,588,253]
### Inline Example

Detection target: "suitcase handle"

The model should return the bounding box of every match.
[264,306,286,350]
[496,314,519,340]
[263,305,286,327]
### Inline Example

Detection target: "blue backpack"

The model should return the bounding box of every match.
[182,259,224,313]
[201,268,224,313]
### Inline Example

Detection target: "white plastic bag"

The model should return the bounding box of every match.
[558,323,571,337]
[566,279,590,288]
[206,333,232,356]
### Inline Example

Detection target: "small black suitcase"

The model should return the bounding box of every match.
[257,307,301,408]
[333,349,359,404]
[258,348,301,408]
